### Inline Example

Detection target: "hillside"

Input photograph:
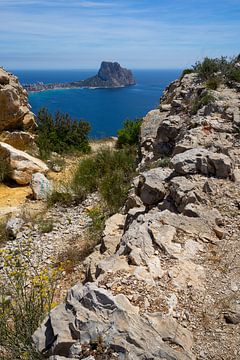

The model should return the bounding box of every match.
[31,60,240,359]
[0,57,240,359]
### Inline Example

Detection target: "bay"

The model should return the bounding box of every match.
[12,69,181,138]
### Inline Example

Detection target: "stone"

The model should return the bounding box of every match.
[30,173,53,200]
[0,131,37,151]
[224,311,240,325]
[0,68,10,85]
[5,215,24,239]
[100,213,126,254]
[171,148,232,178]
[0,68,36,131]
[0,142,48,185]
[135,168,172,206]
[33,283,194,360]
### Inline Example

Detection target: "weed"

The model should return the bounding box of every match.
[37,217,54,233]
[205,76,222,90]
[190,92,215,115]
[0,240,63,360]
[0,221,8,245]
[72,147,136,213]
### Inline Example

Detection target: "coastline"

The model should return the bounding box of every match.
[27,84,131,93]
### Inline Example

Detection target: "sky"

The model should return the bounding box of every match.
[0,0,239,70]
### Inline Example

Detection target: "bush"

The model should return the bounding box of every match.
[190,91,215,115]
[117,119,142,148]
[0,160,11,183]
[36,108,91,159]
[193,55,240,84]
[72,147,136,212]
[181,68,193,78]
[47,188,75,207]
[205,76,222,90]
[0,240,62,360]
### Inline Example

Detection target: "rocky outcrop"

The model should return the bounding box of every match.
[24,62,136,92]
[0,142,48,185]
[0,67,36,132]
[34,69,240,359]
[33,283,194,360]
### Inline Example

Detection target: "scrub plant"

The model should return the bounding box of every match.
[0,238,63,360]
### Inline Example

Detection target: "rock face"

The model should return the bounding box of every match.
[81,61,136,88]
[0,142,48,185]
[23,62,136,92]
[34,69,240,359]
[33,283,194,360]
[0,67,36,132]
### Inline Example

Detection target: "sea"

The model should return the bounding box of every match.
[12,69,182,139]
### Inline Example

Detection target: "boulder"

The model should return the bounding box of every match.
[0,68,36,131]
[0,142,48,185]
[135,168,172,206]
[5,215,24,239]
[30,173,52,200]
[171,148,232,178]
[33,283,194,360]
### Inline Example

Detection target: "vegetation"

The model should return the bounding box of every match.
[0,160,11,183]
[0,220,8,245]
[72,147,136,213]
[36,217,54,233]
[117,118,142,148]
[180,68,194,79]
[190,91,215,115]
[192,55,240,84]
[0,240,62,360]
[56,206,107,274]
[36,108,91,159]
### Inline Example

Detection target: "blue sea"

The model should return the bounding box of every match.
[12,69,181,138]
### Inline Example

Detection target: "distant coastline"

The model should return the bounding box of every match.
[25,83,128,93]
[24,61,136,93]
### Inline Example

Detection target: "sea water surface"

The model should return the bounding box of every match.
[12,69,181,138]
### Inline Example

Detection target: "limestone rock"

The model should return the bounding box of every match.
[30,173,52,200]
[5,215,24,239]
[33,283,194,360]
[0,131,37,151]
[171,148,232,178]
[0,142,48,185]
[135,168,172,206]
[0,67,36,131]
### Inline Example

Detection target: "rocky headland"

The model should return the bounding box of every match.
[23,61,136,92]
[0,59,240,359]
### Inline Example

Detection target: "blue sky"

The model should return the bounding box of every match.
[1,0,239,69]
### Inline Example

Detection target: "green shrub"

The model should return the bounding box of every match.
[205,76,222,90]
[0,160,11,183]
[72,147,136,212]
[36,217,54,233]
[193,55,240,84]
[36,108,91,159]
[181,68,193,78]
[117,119,142,148]
[227,67,240,82]
[47,188,75,207]
[190,92,215,115]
